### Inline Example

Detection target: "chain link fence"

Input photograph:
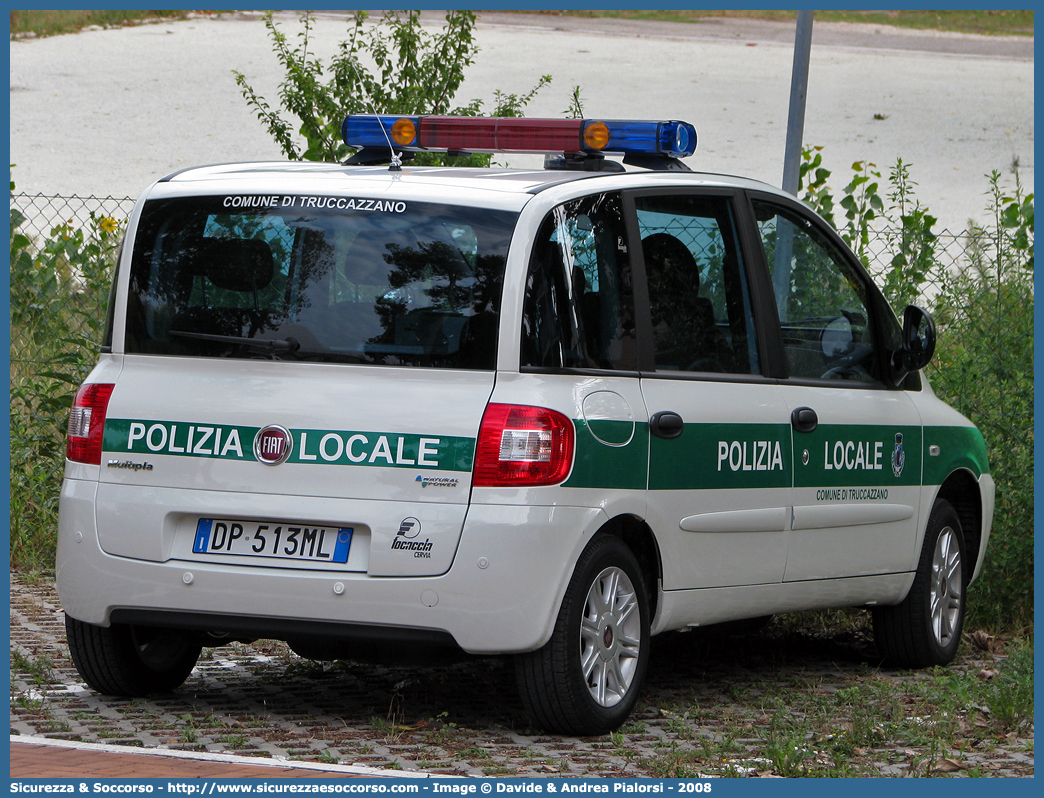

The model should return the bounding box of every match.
[10,192,134,366]
[11,192,135,233]
[863,225,1033,448]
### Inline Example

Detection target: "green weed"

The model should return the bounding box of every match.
[985,642,1034,732]
[10,191,124,570]
[10,650,55,685]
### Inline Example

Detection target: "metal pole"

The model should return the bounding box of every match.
[782,10,814,196]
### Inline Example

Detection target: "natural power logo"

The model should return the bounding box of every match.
[416,475,460,489]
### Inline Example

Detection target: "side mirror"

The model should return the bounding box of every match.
[890,304,936,385]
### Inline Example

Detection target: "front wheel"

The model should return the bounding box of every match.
[872,498,967,668]
[66,616,202,696]
[516,535,650,736]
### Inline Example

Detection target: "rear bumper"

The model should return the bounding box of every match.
[56,477,603,654]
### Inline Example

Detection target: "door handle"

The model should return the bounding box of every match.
[791,406,818,433]
[650,411,684,439]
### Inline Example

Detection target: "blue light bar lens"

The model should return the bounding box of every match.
[661,121,698,158]
[596,121,661,154]
[342,115,418,148]
[585,120,698,158]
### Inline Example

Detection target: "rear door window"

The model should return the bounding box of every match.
[635,193,760,375]
[521,192,636,371]
[126,197,517,369]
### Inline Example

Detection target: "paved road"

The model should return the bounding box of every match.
[9,11,1033,233]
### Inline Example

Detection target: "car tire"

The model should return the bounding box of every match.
[872,498,966,668]
[66,616,202,696]
[515,534,650,736]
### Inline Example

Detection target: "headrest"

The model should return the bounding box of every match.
[641,232,699,292]
[198,239,275,292]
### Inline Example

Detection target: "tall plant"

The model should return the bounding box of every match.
[234,10,552,166]
[800,152,1034,630]
[928,171,1033,630]
[10,180,123,568]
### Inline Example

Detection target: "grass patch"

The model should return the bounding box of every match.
[642,629,1033,777]
[550,10,1033,37]
[9,10,195,38]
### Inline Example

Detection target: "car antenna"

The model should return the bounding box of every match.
[369,102,402,172]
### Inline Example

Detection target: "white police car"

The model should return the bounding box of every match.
[58,115,994,736]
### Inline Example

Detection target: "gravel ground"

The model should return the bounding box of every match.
[11,572,1033,778]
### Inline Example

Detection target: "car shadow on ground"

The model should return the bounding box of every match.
[169,615,884,736]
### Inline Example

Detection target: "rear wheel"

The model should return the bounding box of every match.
[66,616,202,696]
[516,535,650,735]
[872,499,966,668]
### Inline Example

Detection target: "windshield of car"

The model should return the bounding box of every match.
[125,196,517,369]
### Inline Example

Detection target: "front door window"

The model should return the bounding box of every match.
[753,200,877,382]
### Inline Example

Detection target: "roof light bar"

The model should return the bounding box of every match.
[342,115,697,159]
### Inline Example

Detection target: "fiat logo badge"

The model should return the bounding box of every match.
[253,425,293,465]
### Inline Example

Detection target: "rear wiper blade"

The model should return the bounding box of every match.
[169,330,300,353]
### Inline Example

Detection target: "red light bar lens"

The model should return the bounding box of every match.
[420,117,498,150]
[420,117,583,154]
[491,118,583,153]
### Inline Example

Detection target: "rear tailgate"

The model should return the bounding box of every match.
[97,356,491,576]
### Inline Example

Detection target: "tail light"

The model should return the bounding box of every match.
[474,403,574,487]
[66,383,115,465]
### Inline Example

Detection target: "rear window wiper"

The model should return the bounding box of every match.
[168,330,300,353]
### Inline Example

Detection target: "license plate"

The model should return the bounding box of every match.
[193,519,352,564]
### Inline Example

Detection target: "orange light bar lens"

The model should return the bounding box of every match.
[583,121,610,151]
[390,118,417,146]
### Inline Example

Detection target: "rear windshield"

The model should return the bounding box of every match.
[125,196,517,369]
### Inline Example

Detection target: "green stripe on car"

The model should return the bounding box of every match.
[923,425,990,482]
[103,418,475,472]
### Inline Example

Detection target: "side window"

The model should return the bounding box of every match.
[753,200,876,382]
[636,194,759,375]
[521,193,635,370]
